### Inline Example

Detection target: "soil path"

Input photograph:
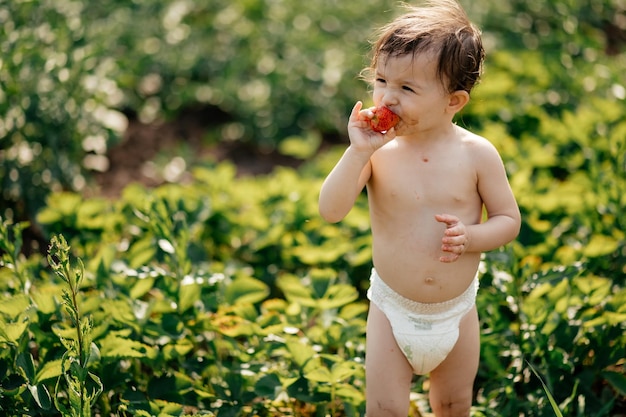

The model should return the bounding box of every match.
[93,107,304,198]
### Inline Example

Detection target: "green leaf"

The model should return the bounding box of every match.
[99,334,154,359]
[127,237,158,269]
[30,284,60,315]
[528,362,564,417]
[87,371,104,402]
[583,234,619,258]
[334,383,364,402]
[287,376,316,403]
[0,320,29,345]
[340,302,368,320]
[318,284,359,310]
[291,241,351,264]
[36,192,82,224]
[17,352,36,382]
[330,360,360,382]
[224,276,269,305]
[28,383,52,410]
[87,342,101,366]
[152,399,184,414]
[277,275,316,307]
[162,339,194,360]
[603,371,626,396]
[574,275,611,295]
[76,199,110,229]
[605,312,626,326]
[286,339,317,368]
[178,280,200,312]
[212,314,256,337]
[130,277,156,299]
[148,372,193,402]
[254,373,282,398]
[311,271,332,299]
[278,133,321,159]
[305,366,332,383]
[35,359,63,383]
[0,294,32,320]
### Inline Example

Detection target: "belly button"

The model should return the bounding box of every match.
[425,276,435,285]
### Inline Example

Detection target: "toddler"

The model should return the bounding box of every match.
[318,1,521,416]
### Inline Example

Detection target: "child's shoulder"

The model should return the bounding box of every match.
[457,126,498,152]
[455,127,505,167]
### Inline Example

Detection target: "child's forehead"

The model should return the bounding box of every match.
[376,52,437,75]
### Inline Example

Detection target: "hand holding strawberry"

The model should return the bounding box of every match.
[369,105,400,133]
[346,101,398,155]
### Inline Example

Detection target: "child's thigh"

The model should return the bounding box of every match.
[365,303,413,416]
[428,306,480,412]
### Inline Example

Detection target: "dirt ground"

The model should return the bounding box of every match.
[93,105,308,198]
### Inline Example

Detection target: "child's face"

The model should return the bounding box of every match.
[373,52,453,136]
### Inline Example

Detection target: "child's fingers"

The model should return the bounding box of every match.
[439,253,460,263]
[349,101,363,120]
[435,213,459,227]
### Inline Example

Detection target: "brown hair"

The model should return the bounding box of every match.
[365,0,485,94]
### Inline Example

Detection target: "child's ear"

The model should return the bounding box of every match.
[447,90,470,113]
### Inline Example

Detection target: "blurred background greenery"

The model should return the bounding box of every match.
[1,1,625,415]
[2,0,624,233]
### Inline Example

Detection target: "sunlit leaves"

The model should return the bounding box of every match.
[99,334,155,360]
[223,276,270,305]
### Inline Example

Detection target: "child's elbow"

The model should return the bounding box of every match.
[510,210,522,239]
[318,205,343,223]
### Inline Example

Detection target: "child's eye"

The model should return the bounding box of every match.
[375,78,386,84]
[402,85,415,93]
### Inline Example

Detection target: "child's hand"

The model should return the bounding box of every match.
[435,214,469,263]
[347,101,396,153]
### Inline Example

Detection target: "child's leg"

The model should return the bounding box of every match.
[428,306,480,417]
[365,303,414,417]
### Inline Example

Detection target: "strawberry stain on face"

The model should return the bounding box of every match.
[370,106,400,133]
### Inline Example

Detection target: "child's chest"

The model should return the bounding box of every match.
[371,149,478,207]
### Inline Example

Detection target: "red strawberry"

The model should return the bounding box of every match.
[369,106,399,132]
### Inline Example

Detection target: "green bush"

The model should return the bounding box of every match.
[1,0,625,415]
[2,137,625,415]
[3,0,624,223]
[0,0,127,221]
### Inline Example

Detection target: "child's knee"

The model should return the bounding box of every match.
[366,400,408,417]
[430,392,472,417]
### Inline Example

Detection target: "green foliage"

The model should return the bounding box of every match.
[478,253,625,417]
[1,0,625,415]
[3,0,625,225]
[0,0,127,220]
[529,362,565,417]
[71,0,388,143]
[48,235,103,416]
[477,0,625,55]
[3,133,625,416]
[461,21,626,281]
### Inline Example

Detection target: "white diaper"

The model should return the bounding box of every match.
[367,268,478,375]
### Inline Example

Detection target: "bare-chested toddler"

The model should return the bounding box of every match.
[318,1,521,416]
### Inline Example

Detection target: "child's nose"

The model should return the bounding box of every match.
[381,90,399,106]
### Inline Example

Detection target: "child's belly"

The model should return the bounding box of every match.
[371,225,481,303]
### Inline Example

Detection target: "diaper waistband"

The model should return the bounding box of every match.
[368,268,478,315]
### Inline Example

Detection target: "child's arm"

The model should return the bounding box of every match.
[318,147,372,223]
[319,101,395,223]
[436,141,521,262]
